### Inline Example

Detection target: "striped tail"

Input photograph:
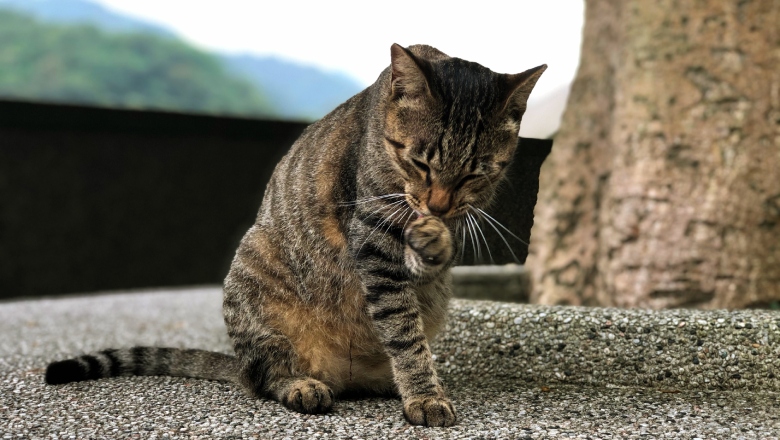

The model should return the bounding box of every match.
[45,347,240,385]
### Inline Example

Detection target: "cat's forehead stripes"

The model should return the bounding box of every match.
[424,59,500,180]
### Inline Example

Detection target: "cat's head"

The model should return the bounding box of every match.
[382,43,546,220]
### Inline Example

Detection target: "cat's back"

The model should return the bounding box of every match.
[224,85,388,384]
[258,87,371,228]
[227,83,379,312]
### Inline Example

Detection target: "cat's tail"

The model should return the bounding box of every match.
[45,347,240,385]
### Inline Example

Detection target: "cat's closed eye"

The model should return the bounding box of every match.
[411,159,430,174]
[408,158,432,186]
[454,174,479,190]
[385,137,406,150]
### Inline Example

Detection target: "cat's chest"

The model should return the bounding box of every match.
[414,273,452,339]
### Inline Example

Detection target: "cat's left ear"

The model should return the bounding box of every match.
[389,43,433,101]
[501,64,547,119]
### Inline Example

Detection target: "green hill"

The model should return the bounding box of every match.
[0,10,275,117]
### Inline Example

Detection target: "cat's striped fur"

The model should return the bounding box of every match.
[45,44,545,427]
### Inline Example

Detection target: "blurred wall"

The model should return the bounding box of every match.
[0,100,305,298]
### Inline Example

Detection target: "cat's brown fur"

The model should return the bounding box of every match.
[45,44,545,427]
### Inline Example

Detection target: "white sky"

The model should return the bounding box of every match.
[91,0,584,100]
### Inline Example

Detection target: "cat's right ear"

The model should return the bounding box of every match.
[390,43,432,102]
[500,64,547,124]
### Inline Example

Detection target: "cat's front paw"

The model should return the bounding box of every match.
[404,216,453,275]
[403,394,457,427]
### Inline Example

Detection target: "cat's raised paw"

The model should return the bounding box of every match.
[281,378,334,414]
[404,216,452,267]
[403,395,457,427]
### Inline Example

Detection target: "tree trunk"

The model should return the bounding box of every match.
[530,0,780,309]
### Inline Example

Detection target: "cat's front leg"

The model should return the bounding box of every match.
[398,215,457,426]
[363,281,456,427]
[356,214,456,427]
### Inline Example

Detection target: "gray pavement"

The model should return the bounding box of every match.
[2,287,779,439]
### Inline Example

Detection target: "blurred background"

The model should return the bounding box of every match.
[5,0,774,310]
[1,0,575,300]
[0,0,583,136]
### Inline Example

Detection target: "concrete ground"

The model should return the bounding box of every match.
[2,287,779,439]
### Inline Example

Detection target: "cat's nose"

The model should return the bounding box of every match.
[427,186,451,217]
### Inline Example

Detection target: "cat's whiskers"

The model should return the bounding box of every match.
[468,212,494,264]
[468,214,484,263]
[401,208,415,235]
[468,205,525,264]
[458,218,467,263]
[473,206,529,246]
[340,193,408,206]
[464,213,478,263]
[355,199,409,258]
[381,204,411,235]
[459,216,472,263]
[361,199,406,221]
[463,214,475,261]
[381,207,413,246]
[373,204,412,254]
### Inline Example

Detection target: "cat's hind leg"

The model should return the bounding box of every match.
[229,313,335,414]
[267,375,334,414]
[224,235,334,414]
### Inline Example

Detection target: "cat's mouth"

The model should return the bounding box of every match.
[404,191,474,223]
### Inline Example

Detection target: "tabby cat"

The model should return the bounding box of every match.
[45,44,545,427]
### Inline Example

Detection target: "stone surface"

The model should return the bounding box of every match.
[2,287,779,438]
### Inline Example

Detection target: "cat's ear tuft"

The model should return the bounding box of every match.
[390,43,432,101]
[501,64,547,118]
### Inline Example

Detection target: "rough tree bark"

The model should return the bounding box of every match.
[530,0,780,309]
